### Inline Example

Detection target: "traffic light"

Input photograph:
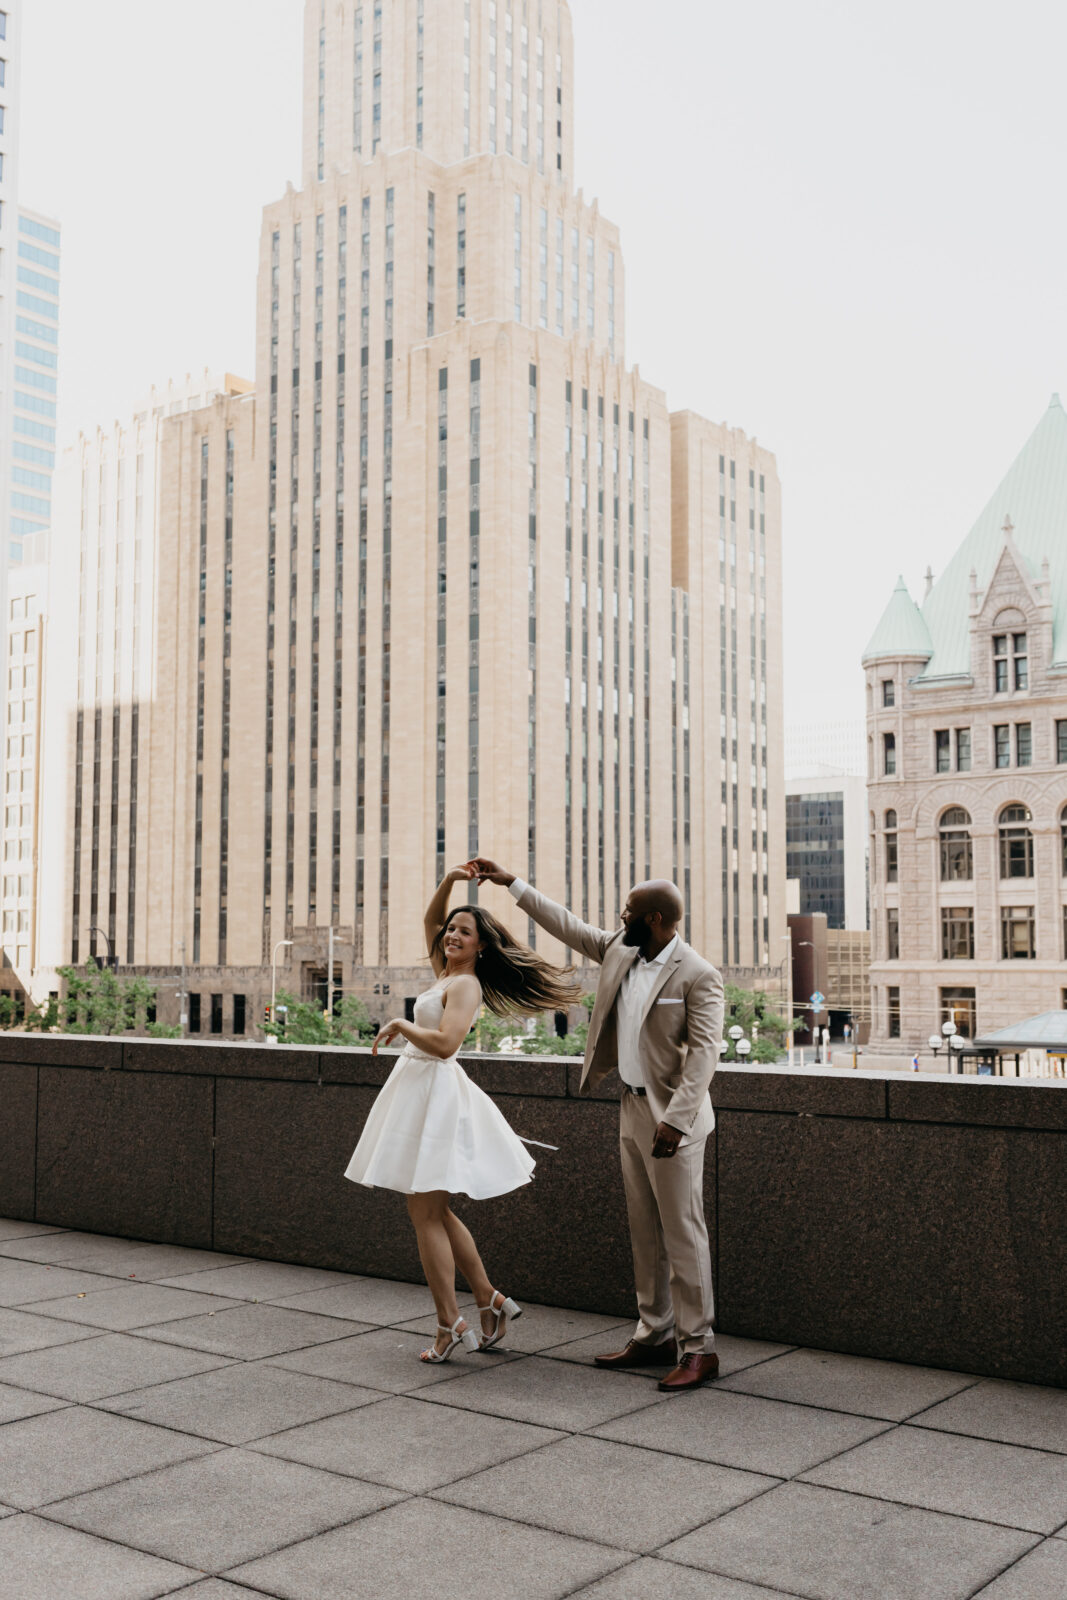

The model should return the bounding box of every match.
[264,1004,272,1027]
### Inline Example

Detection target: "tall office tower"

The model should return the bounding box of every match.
[0,551,43,998]
[57,0,784,1019]
[864,396,1067,1050]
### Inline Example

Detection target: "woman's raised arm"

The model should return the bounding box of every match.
[424,865,475,972]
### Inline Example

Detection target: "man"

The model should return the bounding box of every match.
[470,858,724,1393]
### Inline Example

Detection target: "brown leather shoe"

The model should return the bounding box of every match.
[594,1337,678,1370]
[658,1351,720,1392]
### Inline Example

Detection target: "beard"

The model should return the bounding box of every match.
[622,917,651,949]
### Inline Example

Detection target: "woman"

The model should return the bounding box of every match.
[344,864,580,1362]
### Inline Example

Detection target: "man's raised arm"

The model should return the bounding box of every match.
[468,858,612,966]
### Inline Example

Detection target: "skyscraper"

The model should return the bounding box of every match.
[46,0,784,1020]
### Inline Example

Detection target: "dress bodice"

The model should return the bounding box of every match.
[413,986,446,1029]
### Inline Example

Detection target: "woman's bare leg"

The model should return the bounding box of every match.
[443,1206,511,1343]
[406,1192,467,1353]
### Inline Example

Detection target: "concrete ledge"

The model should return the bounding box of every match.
[0,1036,1063,1383]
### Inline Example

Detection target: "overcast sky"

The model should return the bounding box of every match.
[19,0,1067,729]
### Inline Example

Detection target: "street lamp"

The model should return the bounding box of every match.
[87,926,117,971]
[928,1033,943,1068]
[270,940,294,1037]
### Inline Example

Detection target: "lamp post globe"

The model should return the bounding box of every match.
[736,1039,752,1058]
[928,1035,942,1052]
[728,1024,744,1042]
[942,1020,957,1038]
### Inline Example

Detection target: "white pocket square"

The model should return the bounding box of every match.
[655,998,684,1005]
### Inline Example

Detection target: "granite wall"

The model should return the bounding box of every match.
[0,1034,1064,1386]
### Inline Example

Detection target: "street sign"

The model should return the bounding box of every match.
[809,990,825,1010]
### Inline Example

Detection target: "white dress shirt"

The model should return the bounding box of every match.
[508,878,676,1090]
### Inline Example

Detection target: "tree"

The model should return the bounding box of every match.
[264,989,376,1046]
[722,984,791,1062]
[56,963,160,1036]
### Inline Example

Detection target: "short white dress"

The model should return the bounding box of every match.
[344,983,536,1200]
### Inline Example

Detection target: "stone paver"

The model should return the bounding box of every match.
[99,1358,383,1445]
[43,1448,402,1572]
[133,1301,370,1360]
[717,1345,979,1420]
[913,1377,1067,1454]
[0,1514,197,1600]
[0,1331,231,1402]
[254,1392,561,1492]
[0,1405,218,1509]
[2,1218,1062,1600]
[435,1432,777,1552]
[662,1481,1038,1600]
[269,1276,471,1324]
[267,1325,501,1392]
[593,1385,889,1477]
[155,1261,358,1300]
[568,1559,806,1599]
[21,1281,244,1331]
[803,1424,1067,1535]
[228,1496,629,1600]
[421,1352,670,1432]
[0,1305,98,1357]
[972,1539,1067,1597]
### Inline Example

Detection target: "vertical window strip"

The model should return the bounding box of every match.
[488,1,497,153]
[380,186,394,960]
[608,250,615,358]
[427,192,435,336]
[372,1,382,153]
[90,707,101,963]
[333,204,347,927]
[353,6,363,153]
[317,23,326,180]
[194,438,208,963]
[436,366,448,884]
[463,0,471,155]
[536,33,544,173]
[520,14,529,163]
[527,363,538,944]
[263,228,280,956]
[505,2,513,154]
[355,195,370,962]
[555,218,564,335]
[127,701,138,963]
[309,214,325,925]
[71,708,84,963]
[416,0,424,148]
[468,358,481,877]
[513,194,522,322]
[219,429,234,964]
[286,221,303,940]
[586,238,595,338]
[556,48,563,177]
[570,225,579,331]
[539,208,548,328]
[457,194,467,318]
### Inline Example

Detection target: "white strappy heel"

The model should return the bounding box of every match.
[419,1315,480,1363]
[477,1290,522,1350]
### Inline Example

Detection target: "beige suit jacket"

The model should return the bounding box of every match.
[515,883,725,1146]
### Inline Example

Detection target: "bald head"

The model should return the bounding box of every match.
[621,879,683,954]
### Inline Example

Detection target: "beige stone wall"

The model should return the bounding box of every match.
[867,542,1067,1047]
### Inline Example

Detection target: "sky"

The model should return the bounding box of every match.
[19,0,1067,729]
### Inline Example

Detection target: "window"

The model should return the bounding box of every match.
[956,728,971,771]
[993,634,1009,693]
[0,15,7,41]
[999,804,1033,878]
[1001,905,1035,960]
[886,907,899,960]
[939,807,973,880]
[882,679,895,707]
[1015,723,1032,766]
[1061,804,1067,877]
[941,907,974,960]
[884,810,898,882]
[887,987,901,1038]
[233,994,246,1035]
[0,58,5,86]
[935,729,951,772]
[994,724,1010,768]
[1057,720,1067,765]
[941,987,976,1039]
[210,994,223,1035]
[1013,632,1028,689]
[189,993,201,1033]
[883,732,896,775]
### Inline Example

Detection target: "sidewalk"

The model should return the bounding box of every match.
[0,1218,1064,1600]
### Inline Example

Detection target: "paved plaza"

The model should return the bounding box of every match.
[0,1218,1064,1599]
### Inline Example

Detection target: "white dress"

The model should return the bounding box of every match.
[344,983,536,1200]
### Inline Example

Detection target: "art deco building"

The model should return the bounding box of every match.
[863,396,1067,1049]
[50,0,785,1022]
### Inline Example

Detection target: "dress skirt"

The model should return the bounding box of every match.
[344,1047,535,1200]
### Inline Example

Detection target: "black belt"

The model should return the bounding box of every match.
[623,1084,647,1097]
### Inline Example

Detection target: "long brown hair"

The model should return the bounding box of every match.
[431,906,582,1018]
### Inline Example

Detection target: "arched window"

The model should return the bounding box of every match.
[884,810,898,882]
[940,807,973,881]
[1061,804,1067,877]
[998,804,1033,879]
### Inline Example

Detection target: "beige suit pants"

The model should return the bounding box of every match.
[619,1091,715,1355]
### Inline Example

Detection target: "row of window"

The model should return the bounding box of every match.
[886,903,1067,962]
[883,719,1067,775]
[881,803,1066,882]
[188,992,246,1035]
[882,631,1030,711]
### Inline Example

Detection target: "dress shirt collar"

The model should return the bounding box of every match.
[634,933,679,970]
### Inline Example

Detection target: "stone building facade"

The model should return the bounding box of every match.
[46,0,785,1029]
[864,397,1067,1049]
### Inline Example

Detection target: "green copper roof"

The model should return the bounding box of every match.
[918,395,1067,678]
[861,575,933,664]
